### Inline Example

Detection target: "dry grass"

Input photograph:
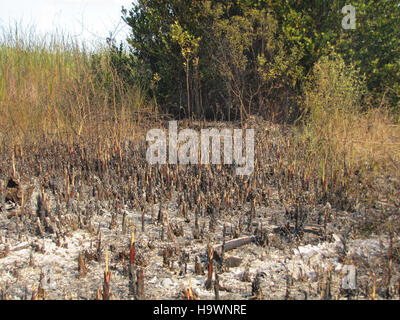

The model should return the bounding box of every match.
[293,53,400,219]
[349,109,400,175]
[0,25,149,155]
[302,107,400,179]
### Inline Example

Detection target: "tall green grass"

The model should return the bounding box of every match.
[0,25,147,152]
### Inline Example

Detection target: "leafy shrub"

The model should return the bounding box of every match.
[300,52,400,209]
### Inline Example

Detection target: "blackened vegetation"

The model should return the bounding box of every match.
[0,120,399,300]
[5,177,22,205]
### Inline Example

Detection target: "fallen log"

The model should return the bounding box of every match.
[11,243,31,252]
[0,243,31,259]
[254,222,324,236]
[213,236,256,262]
[196,223,325,262]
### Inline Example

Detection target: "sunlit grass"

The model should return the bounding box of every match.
[296,53,400,209]
[0,24,147,153]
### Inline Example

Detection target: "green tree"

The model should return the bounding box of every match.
[123,0,216,117]
[170,21,201,120]
[338,0,400,109]
[122,0,400,119]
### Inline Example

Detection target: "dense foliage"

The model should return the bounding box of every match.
[122,0,400,120]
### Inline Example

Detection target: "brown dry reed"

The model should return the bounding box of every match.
[0,24,149,156]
